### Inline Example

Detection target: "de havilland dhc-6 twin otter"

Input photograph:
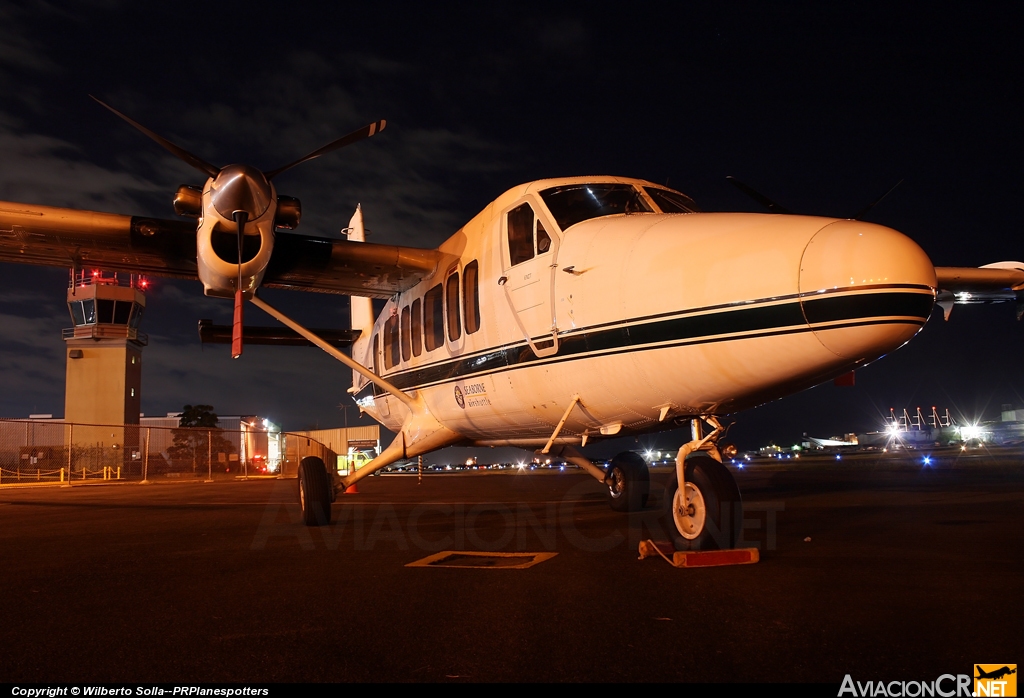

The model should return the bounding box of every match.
[2,98,1023,551]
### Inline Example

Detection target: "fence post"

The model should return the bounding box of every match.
[117,466,120,480]
[141,428,150,485]
[60,467,64,483]
[37,468,40,481]
[207,430,213,483]
[67,422,73,479]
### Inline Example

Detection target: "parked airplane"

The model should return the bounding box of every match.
[2,100,1023,550]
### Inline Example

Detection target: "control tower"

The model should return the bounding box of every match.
[64,271,148,449]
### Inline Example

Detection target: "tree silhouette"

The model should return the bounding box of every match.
[167,405,235,473]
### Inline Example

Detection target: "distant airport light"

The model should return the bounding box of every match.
[922,456,933,466]
[835,454,842,460]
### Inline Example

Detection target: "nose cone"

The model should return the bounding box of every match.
[209,164,273,220]
[799,220,936,359]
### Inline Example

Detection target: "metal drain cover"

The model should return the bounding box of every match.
[406,551,557,569]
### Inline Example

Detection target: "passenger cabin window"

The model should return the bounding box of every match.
[411,298,423,357]
[463,260,480,334]
[424,284,444,352]
[445,271,461,341]
[383,313,400,370]
[539,183,653,231]
[400,306,412,362]
[372,333,379,376]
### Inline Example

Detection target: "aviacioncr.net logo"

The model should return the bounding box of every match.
[839,674,973,697]
[974,665,1017,697]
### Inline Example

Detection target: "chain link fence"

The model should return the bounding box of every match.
[0,419,336,484]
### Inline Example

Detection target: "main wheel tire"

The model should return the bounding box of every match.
[606,451,651,512]
[661,455,741,551]
[298,456,332,526]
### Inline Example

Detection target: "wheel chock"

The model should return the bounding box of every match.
[344,483,358,494]
[638,540,759,567]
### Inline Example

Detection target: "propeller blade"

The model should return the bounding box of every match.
[726,176,793,215]
[90,95,220,178]
[231,211,248,359]
[264,119,387,180]
[852,179,904,221]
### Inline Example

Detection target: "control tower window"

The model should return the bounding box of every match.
[129,303,144,329]
[113,300,133,325]
[69,301,86,326]
[540,183,652,231]
[97,299,115,324]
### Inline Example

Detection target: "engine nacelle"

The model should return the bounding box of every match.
[195,165,277,299]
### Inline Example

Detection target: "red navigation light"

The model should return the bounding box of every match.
[92,270,99,276]
[139,278,149,288]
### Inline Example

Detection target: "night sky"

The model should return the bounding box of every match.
[1,2,1022,454]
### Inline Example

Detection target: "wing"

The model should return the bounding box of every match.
[0,201,441,297]
[934,263,1024,319]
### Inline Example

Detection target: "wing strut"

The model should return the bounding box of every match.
[248,293,414,406]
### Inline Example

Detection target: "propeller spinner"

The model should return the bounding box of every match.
[90,95,387,358]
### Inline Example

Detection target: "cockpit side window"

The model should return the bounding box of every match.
[540,183,652,231]
[507,203,535,266]
[536,220,551,254]
[644,187,701,213]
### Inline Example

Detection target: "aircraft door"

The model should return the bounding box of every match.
[500,200,560,357]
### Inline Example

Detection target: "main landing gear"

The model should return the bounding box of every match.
[298,456,334,526]
[605,451,650,512]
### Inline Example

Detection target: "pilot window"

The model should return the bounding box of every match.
[464,260,480,334]
[540,183,653,231]
[507,203,535,266]
[372,333,379,375]
[643,187,700,213]
[411,298,423,357]
[383,313,400,370]
[400,305,412,362]
[537,221,551,254]
[446,271,461,341]
[424,284,444,352]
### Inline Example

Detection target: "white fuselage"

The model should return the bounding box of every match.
[352,176,937,449]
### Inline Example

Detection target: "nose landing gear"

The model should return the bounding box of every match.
[661,416,742,551]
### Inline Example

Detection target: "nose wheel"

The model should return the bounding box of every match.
[662,455,741,550]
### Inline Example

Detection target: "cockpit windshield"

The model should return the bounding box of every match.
[539,183,652,231]
[643,187,700,213]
